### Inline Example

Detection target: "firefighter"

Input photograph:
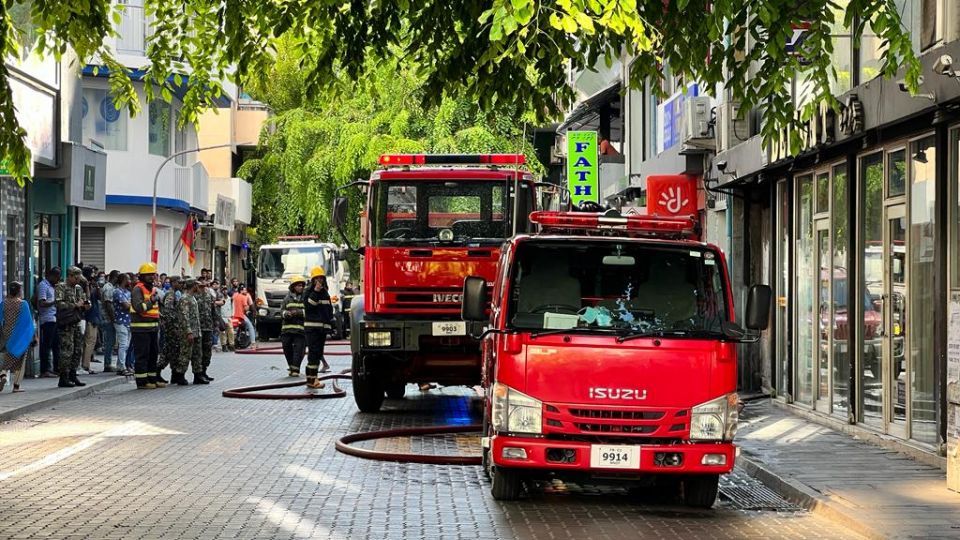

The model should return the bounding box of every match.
[159,276,189,385]
[196,279,216,382]
[303,266,333,389]
[55,267,87,388]
[281,275,307,377]
[180,278,205,384]
[131,262,163,389]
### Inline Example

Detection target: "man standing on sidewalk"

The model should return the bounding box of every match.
[196,279,216,383]
[55,267,87,388]
[80,268,102,375]
[100,271,118,372]
[37,267,60,378]
[181,279,205,385]
[159,276,188,385]
[131,262,163,389]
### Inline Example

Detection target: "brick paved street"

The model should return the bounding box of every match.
[0,342,862,540]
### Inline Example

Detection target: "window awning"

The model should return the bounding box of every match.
[557,81,622,132]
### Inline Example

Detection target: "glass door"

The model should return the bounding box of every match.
[815,220,832,412]
[883,205,908,439]
[775,180,790,398]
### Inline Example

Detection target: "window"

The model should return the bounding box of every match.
[909,135,936,444]
[174,107,188,166]
[81,88,127,150]
[860,0,924,82]
[829,0,853,95]
[148,99,171,156]
[888,149,907,198]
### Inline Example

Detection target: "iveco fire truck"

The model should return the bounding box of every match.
[332,153,560,412]
[460,209,771,506]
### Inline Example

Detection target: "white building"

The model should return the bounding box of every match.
[76,0,230,275]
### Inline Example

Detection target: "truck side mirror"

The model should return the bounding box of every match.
[461,276,489,322]
[332,197,349,230]
[745,284,772,331]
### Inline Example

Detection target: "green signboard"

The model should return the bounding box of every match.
[566,130,599,206]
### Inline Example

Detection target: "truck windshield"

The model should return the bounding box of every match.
[258,247,330,280]
[507,241,728,336]
[370,180,529,246]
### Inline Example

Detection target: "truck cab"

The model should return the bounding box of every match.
[255,238,348,340]
[333,153,563,412]
[461,210,771,506]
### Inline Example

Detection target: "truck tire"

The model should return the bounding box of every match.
[682,474,720,508]
[352,354,385,413]
[490,467,523,501]
[385,383,405,399]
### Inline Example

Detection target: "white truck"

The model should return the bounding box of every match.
[255,237,349,340]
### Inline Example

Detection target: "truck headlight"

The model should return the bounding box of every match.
[366,330,392,347]
[491,383,542,435]
[690,393,738,442]
[258,308,268,317]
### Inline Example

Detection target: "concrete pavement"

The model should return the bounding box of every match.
[737,399,960,539]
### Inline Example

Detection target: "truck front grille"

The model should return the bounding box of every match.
[543,404,690,439]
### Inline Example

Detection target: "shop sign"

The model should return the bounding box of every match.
[566,131,599,207]
[214,194,236,231]
[646,175,697,217]
[656,84,700,154]
[9,76,56,165]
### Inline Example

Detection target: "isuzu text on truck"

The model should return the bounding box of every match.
[460,210,771,506]
[332,153,563,412]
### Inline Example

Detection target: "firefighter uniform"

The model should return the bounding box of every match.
[180,281,205,384]
[281,275,307,377]
[131,263,163,389]
[159,277,189,385]
[196,281,216,382]
[303,267,334,389]
[55,267,86,388]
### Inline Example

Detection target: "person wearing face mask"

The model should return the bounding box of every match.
[130,262,163,389]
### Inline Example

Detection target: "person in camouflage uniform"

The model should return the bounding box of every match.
[196,280,216,383]
[159,276,189,385]
[55,267,88,388]
[180,279,206,385]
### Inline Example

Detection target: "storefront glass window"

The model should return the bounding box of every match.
[909,135,937,444]
[860,152,884,425]
[832,164,849,415]
[148,99,171,156]
[796,175,815,404]
[888,149,907,197]
[776,181,790,397]
[81,88,127,151]
[816,173,830,214]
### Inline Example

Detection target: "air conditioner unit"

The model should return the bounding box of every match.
[681,96,712,144]
[715,101,751,152]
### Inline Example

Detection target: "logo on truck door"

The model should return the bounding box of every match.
[589,387,648,400]
[433,293,462,303]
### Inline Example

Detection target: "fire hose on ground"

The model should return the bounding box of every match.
[222,367,483,465]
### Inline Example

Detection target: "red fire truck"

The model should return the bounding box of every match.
[332,153,558,412]
[460,209,771,506]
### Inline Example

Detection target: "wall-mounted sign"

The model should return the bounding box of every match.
[9,75,56,165]
[566,130,599,207]
[214,194,237,231]
[647,175,697,217]
[656,84,699,154]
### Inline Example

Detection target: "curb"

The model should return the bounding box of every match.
[0,376,131,423]
[736,454,886,540]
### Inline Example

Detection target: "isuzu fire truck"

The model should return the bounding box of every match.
[332,153,561,412]
[460,209,771,506]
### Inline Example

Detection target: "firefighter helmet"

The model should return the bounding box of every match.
[138,262,158,275]
[289,274,307,288]
[309,266,326,279]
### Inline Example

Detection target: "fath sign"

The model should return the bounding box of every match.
[566,131,599,207]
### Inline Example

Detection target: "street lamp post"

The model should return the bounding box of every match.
[150,142,253,263]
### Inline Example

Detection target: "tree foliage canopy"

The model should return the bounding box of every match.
[1,0,920,183]
[239,43,542,246]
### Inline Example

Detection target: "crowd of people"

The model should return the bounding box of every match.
[0,263,259,393]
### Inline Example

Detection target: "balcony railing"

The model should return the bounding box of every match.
[115,4,153,56]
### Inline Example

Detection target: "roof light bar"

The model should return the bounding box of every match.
[277,235,318,241]
[379,154,526,167]
[529,211,698,238]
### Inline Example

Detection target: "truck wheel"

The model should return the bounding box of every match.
[490,467,523,501]
[385,383,405,399]
[351,354,385,413]
[682,474,720,508]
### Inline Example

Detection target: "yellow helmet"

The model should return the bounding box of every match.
[309,266,326,279]
[289,274,307,287]
[138,262,158,275]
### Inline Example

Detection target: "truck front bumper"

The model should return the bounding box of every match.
[359,319,484,352]
[491,435,736,475]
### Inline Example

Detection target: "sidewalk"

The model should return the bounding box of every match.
[0,368,131,422]
[736,399,960,540]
